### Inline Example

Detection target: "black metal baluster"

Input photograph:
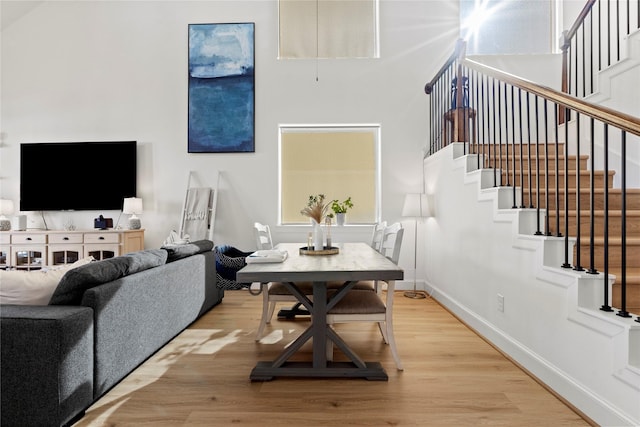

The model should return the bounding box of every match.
[473,69,479,157]
[519,89,525,208]
[479,74,485,169]
[601,124,613,311]
[587,118,598,274]
[535,96,542,235]
[562,106,572,269]
[527,93,533,208]
[627,0,630,35]
[574,113,584,271]
[544,100,550,235]
[607,0,611,67]
[483,74,489,168]
[589,9,594,95]
[492,78,497,186]
[554,103,561,237]
[598,0,602,72]
[462,67,468,151]
[497,81,504,186]
[582,20,586,97]
[618,131,630,318]
[574,37,580,96]
[511,85,517,208]
[503,82,509,188]
[616,0,620,62]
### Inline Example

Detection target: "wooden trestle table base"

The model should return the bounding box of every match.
[236,242,404,381]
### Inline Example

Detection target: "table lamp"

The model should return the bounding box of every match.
[122,197,143,230]
[0,199,14,231]
[402,193,429,299]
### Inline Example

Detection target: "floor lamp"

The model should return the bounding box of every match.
[402,193,428,299]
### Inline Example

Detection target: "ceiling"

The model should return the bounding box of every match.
[1,1,44,32]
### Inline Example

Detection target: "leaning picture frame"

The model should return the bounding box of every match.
[188,23,255,153]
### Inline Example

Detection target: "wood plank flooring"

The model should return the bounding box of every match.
[73,290,593,426]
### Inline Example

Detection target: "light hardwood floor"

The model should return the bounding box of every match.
[73,290,593,426]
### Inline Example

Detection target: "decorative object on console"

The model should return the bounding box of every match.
[93,215,113,230]
[122,197,143,230]
[402,193,429,299]
[0,199,14,231]
[12,215,27,231]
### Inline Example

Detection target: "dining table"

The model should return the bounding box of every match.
[236,242,404,381]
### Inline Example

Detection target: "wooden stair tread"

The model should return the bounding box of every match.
[547,209,640,216]
[523,188,640,195]
[577,236,640,245]
[502,169,615,176]
[493,154,589,160]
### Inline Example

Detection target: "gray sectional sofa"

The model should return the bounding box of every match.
[0,240,223,427]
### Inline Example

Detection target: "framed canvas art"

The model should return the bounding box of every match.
[188,23,255,153]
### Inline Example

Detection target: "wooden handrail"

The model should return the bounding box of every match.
[560,0,596,103]
[564,0,597,48]
[461,57,640,137]
[424,39,465,95]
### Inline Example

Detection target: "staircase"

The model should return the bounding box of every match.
[423,142,640,426]
[481,143,640,314]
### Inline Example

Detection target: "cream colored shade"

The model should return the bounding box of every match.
[280,126,379,224]
[0,199,14,216]
[279,0,378,59]
[122,197,143,215]
[402,193,429,218]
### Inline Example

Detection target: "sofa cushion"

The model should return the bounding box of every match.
[49,249,167,305]
[0,257,94,305]
[162,239,214,262]
[123,248,168,274]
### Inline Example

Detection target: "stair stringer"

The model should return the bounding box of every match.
[426,143,640,426]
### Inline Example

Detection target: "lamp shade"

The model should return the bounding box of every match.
[401,193,428,218]
[0,199,13,231]
[122,197,143,215]
[0,199,14,217]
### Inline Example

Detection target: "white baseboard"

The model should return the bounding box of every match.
[429,283,638,427]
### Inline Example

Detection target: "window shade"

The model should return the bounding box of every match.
[279,0,378,59]
[280,126,379,224]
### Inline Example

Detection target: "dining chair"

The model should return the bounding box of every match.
[325,222,405,370]
[253,222,273,250]
[254,221,309,340]
[253,225,377,341]
[370,221,387,251]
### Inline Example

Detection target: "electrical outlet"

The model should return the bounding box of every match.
[497,294,504,312]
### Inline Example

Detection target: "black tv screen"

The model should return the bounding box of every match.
[20,141,137,211]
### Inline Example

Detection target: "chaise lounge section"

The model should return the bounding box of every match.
[0,240,222,427]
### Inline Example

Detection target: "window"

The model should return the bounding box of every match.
[461,0,557,55]
[279,125,380,224]
[278,0,379,59]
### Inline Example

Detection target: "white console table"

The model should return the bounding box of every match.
[0,229,144,270]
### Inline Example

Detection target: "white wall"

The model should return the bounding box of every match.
[0,0,459,285]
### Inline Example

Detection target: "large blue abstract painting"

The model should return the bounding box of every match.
[188,23,255,153]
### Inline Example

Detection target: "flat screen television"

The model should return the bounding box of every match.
[20,141,137,211]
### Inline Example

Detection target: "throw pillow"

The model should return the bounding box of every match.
[0,257,94,305]
[162,239,214,262]
[49,249,168,305]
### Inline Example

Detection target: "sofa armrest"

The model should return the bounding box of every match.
[1,304,94,427]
